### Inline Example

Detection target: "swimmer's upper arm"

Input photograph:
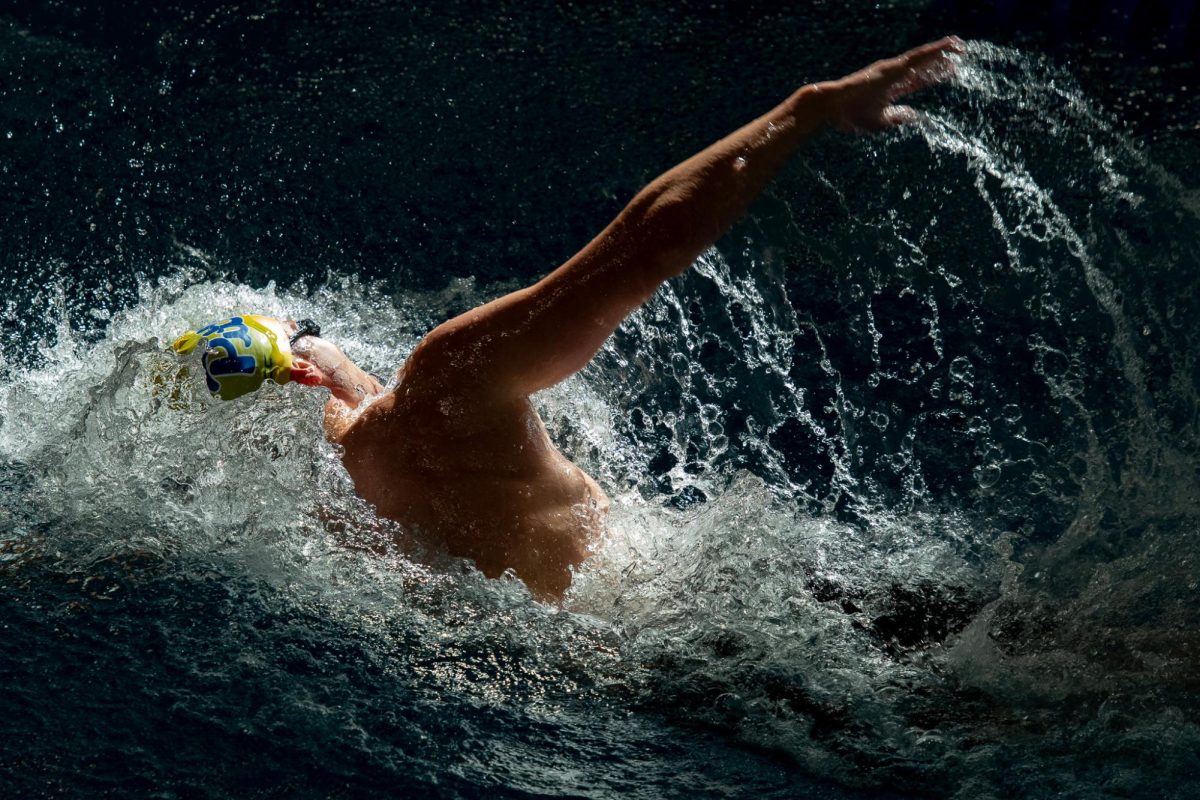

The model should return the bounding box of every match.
[416,191,697,399]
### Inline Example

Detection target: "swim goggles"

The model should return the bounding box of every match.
[289,319,321,347]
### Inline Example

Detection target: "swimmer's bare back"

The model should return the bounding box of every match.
[318,38,963,600]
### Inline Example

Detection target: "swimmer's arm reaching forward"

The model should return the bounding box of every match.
[414,38,963,399]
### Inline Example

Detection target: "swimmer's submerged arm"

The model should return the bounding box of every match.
[420,38,962,399]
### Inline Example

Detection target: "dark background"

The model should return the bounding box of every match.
[0,0,1195,352]
[2,4,1198,797]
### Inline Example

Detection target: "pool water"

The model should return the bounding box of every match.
[2,3,1198,798]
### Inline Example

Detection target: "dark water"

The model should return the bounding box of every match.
[3,2,1199,798]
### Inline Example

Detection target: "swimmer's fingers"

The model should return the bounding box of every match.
[880,105,920,128]
[885,38,963,100]
[822,36,962,132]
[908,35,965,62]
[884,36,965,76]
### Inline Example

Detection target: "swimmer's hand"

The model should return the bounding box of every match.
[816,36,964,132]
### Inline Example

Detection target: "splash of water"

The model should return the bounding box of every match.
[3,41,1199,799]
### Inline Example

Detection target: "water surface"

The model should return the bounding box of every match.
[2,4,1198,798]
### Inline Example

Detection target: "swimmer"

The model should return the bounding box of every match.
[175,38,963,599]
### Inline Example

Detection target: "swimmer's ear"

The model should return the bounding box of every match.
[290,358,324,387]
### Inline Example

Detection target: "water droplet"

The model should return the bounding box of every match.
[949,356,973,382]
[975,463,1002,489]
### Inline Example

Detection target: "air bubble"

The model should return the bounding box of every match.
[949,356,974,382]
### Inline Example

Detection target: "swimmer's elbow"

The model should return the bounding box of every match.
[618,187,708,281]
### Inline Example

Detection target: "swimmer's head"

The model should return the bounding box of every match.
[171,314,325,400]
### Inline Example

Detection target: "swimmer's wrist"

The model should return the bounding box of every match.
[784,83,836,134]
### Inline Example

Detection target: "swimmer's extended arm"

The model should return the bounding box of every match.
[417,37,963,399]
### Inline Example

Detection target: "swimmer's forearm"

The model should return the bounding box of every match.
[616,37,961,286]
[626,84,832,279]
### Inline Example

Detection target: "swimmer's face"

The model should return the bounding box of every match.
[260,316,354,389]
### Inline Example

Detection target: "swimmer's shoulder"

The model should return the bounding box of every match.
[397,313,522,402]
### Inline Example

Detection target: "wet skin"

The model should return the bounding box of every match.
[278,38,963,600]
[280,323,607,600]
[337,376,608,600]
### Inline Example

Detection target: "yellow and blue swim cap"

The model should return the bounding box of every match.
[171,315,293,400]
